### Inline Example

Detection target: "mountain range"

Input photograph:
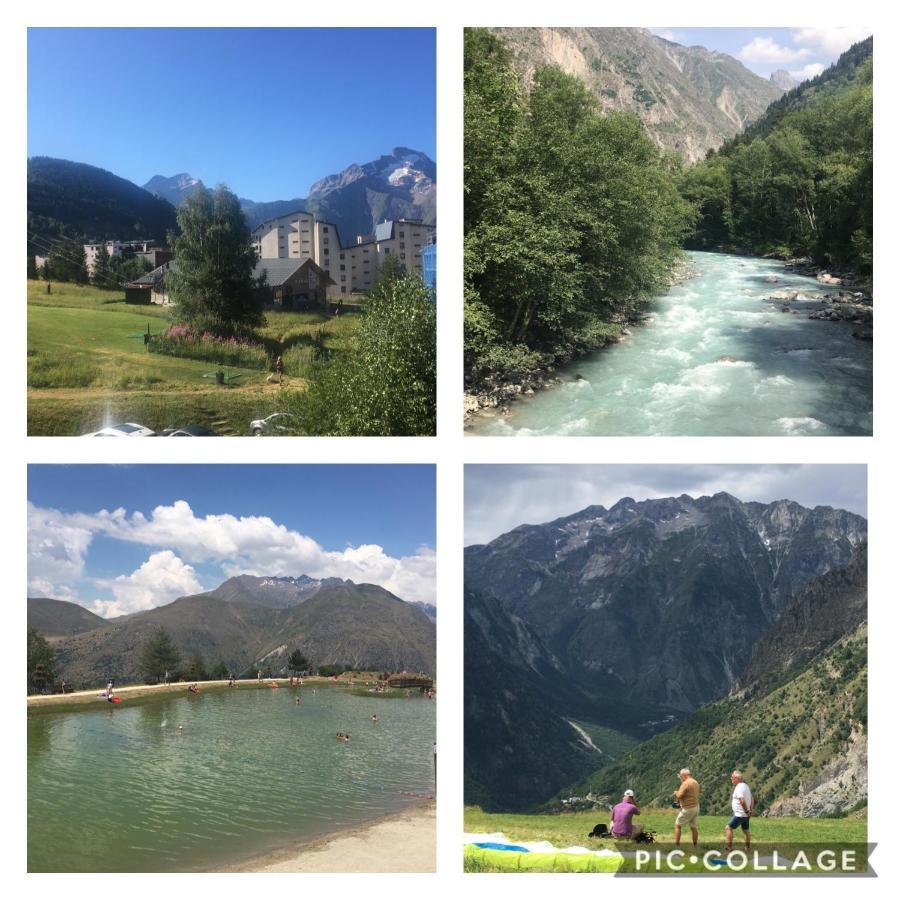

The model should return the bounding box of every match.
[28,575,436,685]
[488,27,785,162]
[142,146,436,242]
[27,147,436,255]
[464,493,867,812]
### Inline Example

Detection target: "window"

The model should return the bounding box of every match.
[341,275,346,282]
[340,264,345,271]
[384,248,390,255]
[340,252,345,260]
[399,230,405,237]
[341,286,346,294]
[324,226,329,233]
[323,237,329,245]
[400,242,405,249]
[323,248,329,255]
[400,252,406,259]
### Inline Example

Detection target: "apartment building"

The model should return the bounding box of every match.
[83,240,171,275]
[251,211,435,297]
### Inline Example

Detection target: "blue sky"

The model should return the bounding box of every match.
[27,28,436,200]
[650,27,871,81]
[28,465,436,616]
[465,464,867,545]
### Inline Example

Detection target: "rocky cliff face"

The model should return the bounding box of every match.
[145,147,437,244]
[465,493,866,810]
[489,28,784,162]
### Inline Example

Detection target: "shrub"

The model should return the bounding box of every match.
[148,324,269,370]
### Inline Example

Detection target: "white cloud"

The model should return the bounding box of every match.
[465,465,867,545]
[90,551,204,618]
[791,27,871,57]
[651,29,685,44]
[28,500,437,614]
[789,63,827,82]
[27,502,95,600]
[739,36,811,65]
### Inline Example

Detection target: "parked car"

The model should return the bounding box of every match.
[250,413,299,435]
[82,422,156,437]
[160,425,218,437]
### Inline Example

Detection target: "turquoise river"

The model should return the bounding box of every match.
[469,251,872,436]
[28,684,435,872]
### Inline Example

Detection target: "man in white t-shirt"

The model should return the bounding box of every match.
[725,770,754,851]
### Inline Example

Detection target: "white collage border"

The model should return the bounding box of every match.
[4,1,898,897]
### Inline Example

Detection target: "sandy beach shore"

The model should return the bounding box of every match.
[225,801,436,873]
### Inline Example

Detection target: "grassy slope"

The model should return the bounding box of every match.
[26,280,359,435]
[560,626,867,815]
[465,806,866,846]
[463,806,867,872]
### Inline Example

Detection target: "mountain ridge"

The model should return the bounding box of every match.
[464,493,866,810]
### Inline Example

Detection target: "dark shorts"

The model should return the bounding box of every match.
[727,815,750,831]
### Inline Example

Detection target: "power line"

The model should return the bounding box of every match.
[27,231,135,290]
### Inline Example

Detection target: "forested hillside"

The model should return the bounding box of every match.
[561,625,866,817]
[680,38,872,272]
[28,157,178,254]
[464,29,693,395]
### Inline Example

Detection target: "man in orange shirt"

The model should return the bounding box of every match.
[673,767,700,848]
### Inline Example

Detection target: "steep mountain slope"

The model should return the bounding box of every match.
[48,579,435,685]
[464,493,866,810]
[563,622,866,817]
[202,574,327,609]
[734,36,872,146]
[144,147,437,244]
[27,597,106,638]
[489,28,783,162]
[27,157,178,253]
[737,542,866,694]
[465,585,644,811]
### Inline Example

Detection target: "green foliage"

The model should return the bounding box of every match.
[28,628,56,694]
[43,237,90,284]
[209,661,231,680]
[139,628,181,684]
[562,627,867,815]
[317,664,348,677]
[287,650,310,675]
[168,185,264,335]
[287,272,436,435]
[682,40,872,271]
[148,325,269,370]
[187,653,209,681]
[464,29,693,389]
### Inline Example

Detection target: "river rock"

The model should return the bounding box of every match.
[769,290,799,301]
[817,272,843,285]
[764,275,781,283]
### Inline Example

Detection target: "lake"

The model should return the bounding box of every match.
[28,684,435,872]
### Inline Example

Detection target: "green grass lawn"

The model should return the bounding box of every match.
[26,280,360,435]
[464,806,868,873]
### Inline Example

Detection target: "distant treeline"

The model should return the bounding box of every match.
[464,29,693,390]
[681,38,872,272]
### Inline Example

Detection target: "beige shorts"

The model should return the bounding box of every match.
[675,806,700,827]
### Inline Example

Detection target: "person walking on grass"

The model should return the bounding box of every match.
[725,771,754,852]
[673,767,700,848]
[611,789,644,840]
[274,355,284,386]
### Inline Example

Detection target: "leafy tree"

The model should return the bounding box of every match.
[91,242,112,285]
[288,272,436,435]
[317,664,348,677]
[28,629,56,694]
[168,184,264,334]
[139,627,181,684]
[287,650,310,676]
[463,29,693,391]
[45,237,89,284]
[27,255,38,279]
[188,653,209,681]
[209,661,230,680]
